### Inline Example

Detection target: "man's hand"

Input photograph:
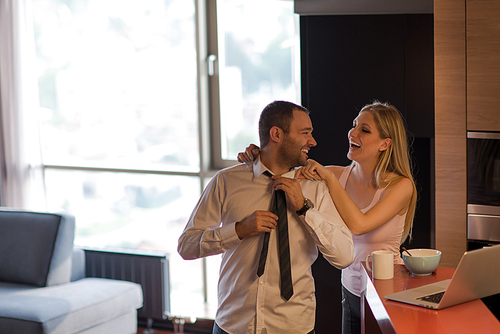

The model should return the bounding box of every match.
[271,177,305,211]
[235,210,278,239]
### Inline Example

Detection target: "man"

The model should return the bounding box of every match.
[178,101,354,334]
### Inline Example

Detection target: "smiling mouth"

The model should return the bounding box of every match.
[350,142,361,149]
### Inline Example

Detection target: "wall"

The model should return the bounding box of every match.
[299,14,434,333]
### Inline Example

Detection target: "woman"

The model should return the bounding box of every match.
[238,101,417,334]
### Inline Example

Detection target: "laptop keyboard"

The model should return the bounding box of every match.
[417,291,445,304]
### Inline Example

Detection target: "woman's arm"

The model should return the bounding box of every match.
[299,160,413,235]
[235,146,410,235]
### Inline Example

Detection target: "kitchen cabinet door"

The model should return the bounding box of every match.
[467,0,500,131]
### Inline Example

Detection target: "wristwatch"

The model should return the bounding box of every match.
[296,198,314,216]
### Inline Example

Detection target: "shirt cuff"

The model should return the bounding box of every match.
[220,222,242,247]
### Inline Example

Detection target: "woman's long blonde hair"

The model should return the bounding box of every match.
[358,101,417,243]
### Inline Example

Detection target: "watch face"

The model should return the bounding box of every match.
[297,198,314,215]
[305,199,314,209]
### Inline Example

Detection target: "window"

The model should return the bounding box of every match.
[32,0,210,318]
[31,0,298,320]
[210,0,300,168]
[34,0,199,172]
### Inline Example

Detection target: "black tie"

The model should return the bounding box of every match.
[257,171,294,301]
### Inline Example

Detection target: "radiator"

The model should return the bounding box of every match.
[84,248,170,321]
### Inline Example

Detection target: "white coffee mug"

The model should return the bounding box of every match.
[366,250,394,280]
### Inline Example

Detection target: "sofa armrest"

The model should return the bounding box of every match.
[71,248,86,281]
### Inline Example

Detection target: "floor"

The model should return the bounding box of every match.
[137,317,214,334]
[137,327,174,334]
[137,326,198,334]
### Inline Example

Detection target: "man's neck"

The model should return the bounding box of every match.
[260,150,291,176]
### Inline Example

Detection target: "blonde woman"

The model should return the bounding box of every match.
[238,101,417,334]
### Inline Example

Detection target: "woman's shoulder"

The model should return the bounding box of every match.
[382,173,413,193]
[325,165,349,179]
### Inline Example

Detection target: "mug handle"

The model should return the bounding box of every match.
[366,254,372,271]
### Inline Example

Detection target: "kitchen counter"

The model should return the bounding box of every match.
[361,262,500,333]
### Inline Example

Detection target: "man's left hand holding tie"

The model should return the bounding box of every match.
[270,176,307,212]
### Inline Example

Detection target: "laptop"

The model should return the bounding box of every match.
[385,244,500,309]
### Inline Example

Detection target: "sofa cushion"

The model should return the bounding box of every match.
[0,278,143,334]
[0,209,75,287]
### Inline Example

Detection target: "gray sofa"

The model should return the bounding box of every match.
[0,208,143,334]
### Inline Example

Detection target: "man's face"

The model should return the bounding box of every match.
[277,109,317,169]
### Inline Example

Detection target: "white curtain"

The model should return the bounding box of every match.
[0,0,46,210]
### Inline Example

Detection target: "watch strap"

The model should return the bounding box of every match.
[296,199,312,216]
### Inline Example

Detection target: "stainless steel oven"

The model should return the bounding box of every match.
[467,132,500,250]
[467,132,500,321]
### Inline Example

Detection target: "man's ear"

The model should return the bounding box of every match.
[379,138,392,152]
[269,126,283,143]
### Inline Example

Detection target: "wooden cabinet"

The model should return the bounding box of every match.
[435,0,500,268]
[467,0,500,131]
[434,0,467,268]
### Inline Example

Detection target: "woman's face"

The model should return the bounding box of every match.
[347,111,389,163]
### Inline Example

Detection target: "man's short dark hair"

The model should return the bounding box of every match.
[258,101,309,148]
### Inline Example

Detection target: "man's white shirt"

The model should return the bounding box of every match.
[178,157,353,334]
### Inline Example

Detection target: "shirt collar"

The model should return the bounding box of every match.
[253,156,297,180]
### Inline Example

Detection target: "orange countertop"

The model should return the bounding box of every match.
[361,262,500,334]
